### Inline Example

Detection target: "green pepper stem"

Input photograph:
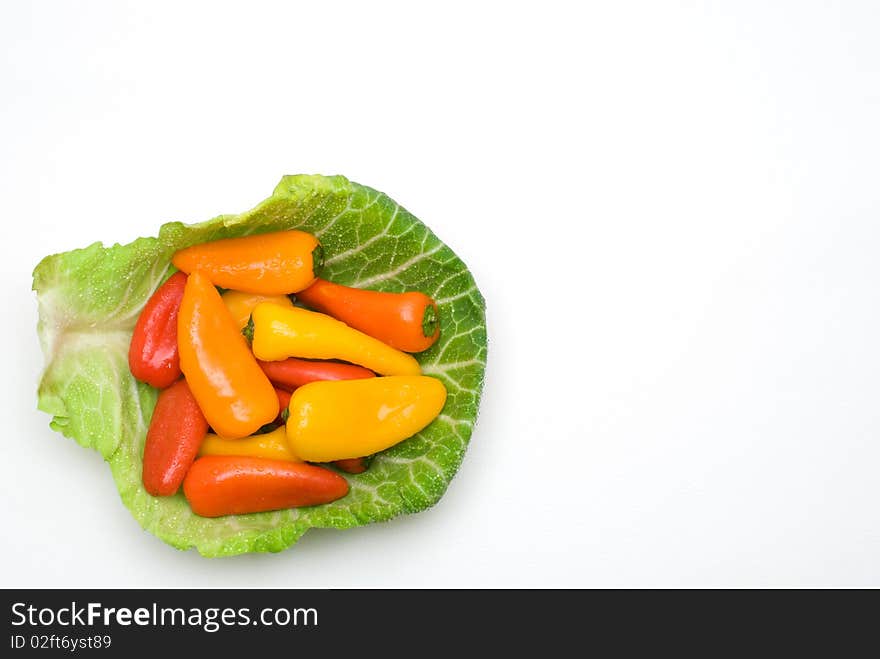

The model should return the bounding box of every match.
[421,304,439,338]
[242,316,255,343]
[280,407,290,424]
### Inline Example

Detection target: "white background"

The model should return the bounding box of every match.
[2,1,879,588]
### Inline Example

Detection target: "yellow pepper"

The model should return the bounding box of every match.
[199,426,301,462]
[247,302,421,376]
[285,376,447,462]
[221,290,294,330]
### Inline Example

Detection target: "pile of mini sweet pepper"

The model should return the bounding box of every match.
[128,229,446,517]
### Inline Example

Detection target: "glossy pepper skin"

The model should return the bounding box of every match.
[171,230,322,295]
[142,379,209,496]
[260,360,375,474]
[178,271,279,438]
[259,361,375,473]
[259,357,375,391]
[248,303,421,376]
[183,456,349,517]
[286,376,447,462]
[297,278,440,352]
[199,426,300,462]
[221,290,294,330]
[128,271,187,388]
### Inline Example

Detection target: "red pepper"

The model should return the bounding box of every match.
[334,457,370,474]
[142,379,209,496]
[258,357,375,391]
[129,272,187,388]
[183,456,349,517]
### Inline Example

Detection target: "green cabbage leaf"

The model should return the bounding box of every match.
[33,175,486,556]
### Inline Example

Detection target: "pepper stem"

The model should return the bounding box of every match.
[280,407,289,424]
[421,303,439,338]
[242,315,255,343]
[312,243,325,274]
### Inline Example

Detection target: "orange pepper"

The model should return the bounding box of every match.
[172,230,322,295]
[297,278,440,352]
[177,271,279,438]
